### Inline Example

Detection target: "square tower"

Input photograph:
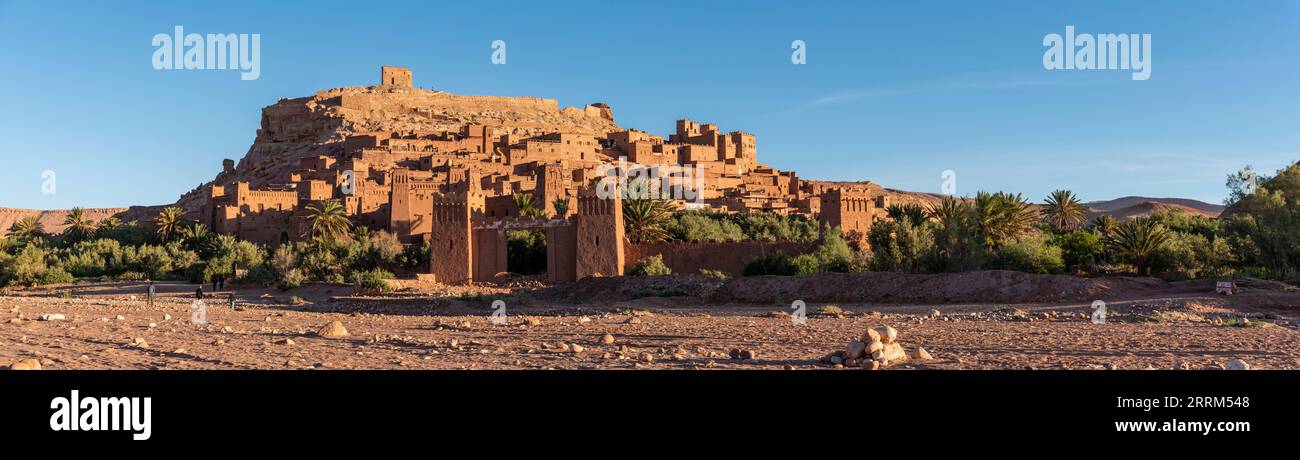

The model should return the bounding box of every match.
[380,66,413,88]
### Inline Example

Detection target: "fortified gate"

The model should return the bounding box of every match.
[427,186,624,284]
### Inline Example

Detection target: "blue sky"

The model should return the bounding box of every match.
[1,0,1297,209]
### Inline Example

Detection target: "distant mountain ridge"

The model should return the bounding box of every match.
[0,207,129,237]
[1085,196,1223,219]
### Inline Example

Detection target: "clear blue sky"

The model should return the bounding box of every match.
[2,0,1297,209]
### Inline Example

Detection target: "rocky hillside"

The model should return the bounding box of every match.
[171,83,622,212]
[0,208,128,237]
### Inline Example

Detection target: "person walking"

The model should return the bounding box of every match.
[146,280,156,307]
[228,292,236,310]
[195,285,204,299]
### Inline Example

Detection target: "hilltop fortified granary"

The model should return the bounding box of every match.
[199,66,889,282]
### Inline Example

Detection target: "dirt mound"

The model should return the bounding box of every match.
[1093,201,1219,220]
[710,271,1192,304]
[534,274,720,303]
[540,271,1222,305]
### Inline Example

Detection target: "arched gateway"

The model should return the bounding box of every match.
[428,186,624,284]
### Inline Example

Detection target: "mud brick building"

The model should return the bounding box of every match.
[197,66,890,282]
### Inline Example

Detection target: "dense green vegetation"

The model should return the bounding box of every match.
[0,201,425,290]
[5,162,1298,287]
[854,162,1300,282]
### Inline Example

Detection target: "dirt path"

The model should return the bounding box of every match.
[3,282,1298,370]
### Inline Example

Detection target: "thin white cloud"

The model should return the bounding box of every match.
[803,78,1060,108]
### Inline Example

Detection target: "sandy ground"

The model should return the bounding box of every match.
[3,279,1299,371]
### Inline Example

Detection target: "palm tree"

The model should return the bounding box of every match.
[304,199,351,241]
[1090,214,1119,236]
[512,193,543,218]
[8,216,45,243]
[1107,217,1171,275]
[924,198,975,268]
[1042,189,1089,231]
[62,207,96,242]
[622,194,675,243]
[156,206,185,242]
[552,197,570,218]
[96,216,121,236]
[350,225,372,243]
[885,203,928,224]
[974,191,1038,248]
[176,221,210,243]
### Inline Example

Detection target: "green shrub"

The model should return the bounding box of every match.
[278,268,306,290]
[2,245,73,286]
[699,268,730,280]
[667,212,745,242]
[992,233,1064,274]
[1055,230,1104,270]
[727,212,819,242]
[628,254,672,276]
[241,265,278,286]
[349,268,393,292]
[868,219,934,273]
[790,253,822,275]
[743,252,800,276]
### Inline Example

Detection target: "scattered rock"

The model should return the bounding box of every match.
[828,325,907,369]
[1226,359,1251,371]
[927,309,941,318]
[729,348,756,360]
[274,338,296,346]
[115,315,126,321]
[569,343,585,354]
[317,321,349,338]
[577,316,592,324]
[818,305,844,316]
[915,347,933,360]
[9,358,42,370]
[875,326,898,344]
[843,340,866,360]
[639,352,655,363]
[600,334,615,345]
[37,314,65,321]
